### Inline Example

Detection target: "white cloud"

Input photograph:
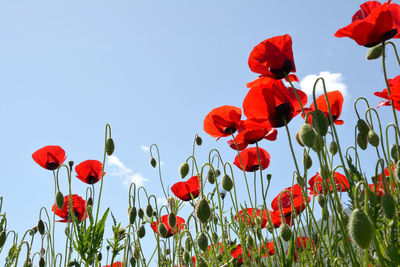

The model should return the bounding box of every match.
[107,155,149,187]
[157,197,168,206]
[141,145,150,152]
[300,71,348,97]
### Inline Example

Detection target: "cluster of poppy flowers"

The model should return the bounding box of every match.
[32,145,105,223]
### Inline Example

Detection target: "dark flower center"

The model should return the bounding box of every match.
[46,161,59,170]
[86,174,98,184]
[271,103,292,128]
[365,29,398,47]
[269,60,293,79]
[224,126,237,134]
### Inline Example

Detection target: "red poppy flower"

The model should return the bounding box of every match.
[248,34,296,79]
[52,194,87,223]
[369,183,384,197]
[335,1,400,47]
[103,262,122,267]
[260,241,275,257]
[271,184,309,216]
[235,208,269,228]
[308,172,349,196]
[233,147,270,172]
[203,105,242,139]
[377,165,396,189]
[150,214,185,238]
[269,210,294,228]
[230,244,252,265]
[292,237,316,262]
[243,79,307,128]
[303,91,344,125]
[374,75,400,110]
[374,88,391,108]
[171,176,200,201]
[75,160,105,184]
[32,145,66,170]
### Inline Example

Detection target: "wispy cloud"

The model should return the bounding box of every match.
[300,71,348,97]
[107,155,149,187]
[141,145,150,152]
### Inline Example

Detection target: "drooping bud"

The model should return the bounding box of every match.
[357,119,370,136]
[0,231,6,249]
[221,174,233,192]
[197,256,208,267]
[349,209,374,249]
[312,109,329,136]
[357,132,368,150]
[97,253,102,262]
[138,225,146,239]
[279,223,292,242]
[87,197,93,207]
[207,169,215,184]
[129,257,136,267]
[138,208,144,219]
[322,207,330,221]
[212,232,219,243]
[382,194,395,220]
[55,191,64,210]
[366,44,383,60]
[196,232,208,252]
[146,204,153,218]
[320,165,330,180]
[317,194,325,207]
[179,162,189,178]
[168,213,177,229]
[106,138,115,156]
[296,175,305,187]
[215,169,221,177]
[38,220,45,235]
[367,130,379,147]
[158,222,168,238]
[196,199,211,224]
[295,132,304,147]
[312,136,324,153]
[129,207,137,224]
[299,124,316,148]
[185,238,192,251]
[303,150,312,170]
[39,257,45,267]
[150,157,157,168]
[328,141,337,155]
[391,144,400,162]
[168,196,176,212]
[195,134,203,146]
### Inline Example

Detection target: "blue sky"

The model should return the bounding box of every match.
[0,0,399,264]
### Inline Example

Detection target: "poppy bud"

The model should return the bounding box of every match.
[366,44,383,60]
[219,191,226,200]
[0,231,6,249]
[322,207,329,221]
[129,207,137,224]
[195,135,203,146]
[168,213,177,229]
[391,144,400,162]
[196,199,211,224]
[146,204,153,218]
[67,261,77,267]
[153,211,157,217]
[342,211,349,226]
[179,162,189,178]
[246,235,254,247]
[138,225,146,239]
[296,175,305,187]
[280,223,292,241]
[357,119,370,136]
[38,219,45,235]
[55,191,64,210]
[207,169,215,184]
[267,174,272,181]
[312,232,319,246]
[158,223,168,238]
[39,257,45,267]
[312,136,324,153]
[185,238,192,251]
[197,232,208,252]
[87,197,93,207]
[150,157,157,168]
[168,196,176,212]
[382,194,395,220]
[317,194,325,207]
[118,227,126,236]
[367,130,379,147]
[215,169,221,177]
[396,161,400,181]
[130,257,136,267]
[106,138,115,156]
[303,151,312,169]
[357,132,368,150]
[312,109,329,136]
[24,259,32,267]
[320,165,329,180]
[183,250,190,263]
[295,131,304,147]
[221,174,233,192]
[212,232,219,243]
[349,208,374,249]
[138,208,144,219]
[97,253,102,262]
[299,124,316,148]
[329,141,338,155]
[197,256,208,267]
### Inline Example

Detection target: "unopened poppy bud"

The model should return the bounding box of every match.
[280,223,292,241]
[207,169,215,184]
[322,207,329,220]
[349,208,374,249]
[391,144,400,162]
[179,162,189,178]
[312,136,324,153]
[158,223,168,238]
[168,213,177,229]
[87,197,93,207]
[367,130,379,147]
[55,191,64,210]
[185,238,192,250]
[152,211,157,217]
[106,138,115,156]
[303,151,312,170]
[317,194,325,207]
[221,174,233,192]
[150,157,157,168]
[215,169,221,177]
[138,208,144,219]
[129,257,136,267]
[382,194,395,220]
[329,141,338,155]
[39,257,45,267]
[366,44,383,60]
[183,250,190,263]
[38,219,45,235]
[299,124,316,148]
[320,165,329,180]
[267,174,272,181]
[146,204,153,217]
[197,232,208,252]
[168,196,176,212]
[134,245,141,259]
[357,119,370,136]
[212,232,219,243]
[312,232,319,245]
[342,211,349,226]
[312,109,329,136]
[30,226,38,235]
[138,225,146,239]
[357,132,368,150]
[97,253,102,262]
[219,191,226,200]
[195,134,203,146]
[396,161,400,181]
[196,199,211,224]
[197,256,208,267]
[296,175,305,187]
[295,131,304,147]
[0,231,6,249]
[129,207,137,224]
[67,261,77,267]
[246,235,254,247]
[118,227,126,236]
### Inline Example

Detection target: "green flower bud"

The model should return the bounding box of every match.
[312,136,324,153]
[357,119,370,136]
[39,257,45,267]
[215,169,221,177]
[195,134,203,146]
[138,225,146,239]
[129,207,137,224]
[207,169,215,184]
[150,157,157,168]
[312,109,329,136]
[146,204,153,218]
[183,250,190,263]
[196,199,211,224]
[55,191,64,210]
[295,131,304,147]
[0,231,7,249]
[322,207,330,221]
[329,141,338,155]
[130,257,136,267]
[168,213,177,229]
[179,162,189,178]
[317,194,325,207]
[299,123,316,148]
[106,138,115,156]
[197,232,208,252]
[357,132,368,150]
[303,151,312,169]
[221,174,233,192]
[168,196,176,212]
[391,144,400,162]
[296,175,305,187]
[320,165,330,180]
[366,44,383,60]
[395,161,400,181]
[246,235,254,247]
[382,194,395,220]
[212,232,219,243]
[197,256,208,267]
[38,219,45,235]
[138,208,144,219]
[185,238,192,251]
[158,222,168,238]
[367,129,379,147]
[280,223,292,242]
[97,253,102,262]
[349,209,374,249]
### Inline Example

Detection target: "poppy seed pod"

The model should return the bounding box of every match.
[357,132,368,150]
[295,132,304,147]
[382,194,395,220]
[138,225,146,239]
[157,222,168,238]
[38,219,45,235]
[367,130,379,147]
[329,141,338,155]
[146,204,153,218]
[357,119,370,136]
[55,191,64,210]
[196,199,211,224]
[196,232,208,252]
[129,207,137,224]
[221,174,233,192]
[150,157,157,168]
[179,162,189,178]
[168,213,177,229]
[105,138,115,156]
[195,135,203,146]
[280,223,292,241]
[303,151,312,170]
[391,144,400,162]
[299,124,316,148]
[349,209,374,249]
[312,109,329,136]
[366,44,383,60]
[207,169,215,184]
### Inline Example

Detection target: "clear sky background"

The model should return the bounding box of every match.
[0,0,399,264]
